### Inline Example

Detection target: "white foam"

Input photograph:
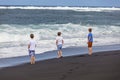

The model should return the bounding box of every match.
[0,23,120,42]
[0,23,120,58]
[0,6,120,12]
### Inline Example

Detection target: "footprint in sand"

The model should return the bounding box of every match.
[60,74,67,80]
[75,66,79,69]
[67,69,73,74]
[60,66,80,80]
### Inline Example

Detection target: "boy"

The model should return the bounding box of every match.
[56,32,64,58]
[28,34,36,64]
[88,28,93,55]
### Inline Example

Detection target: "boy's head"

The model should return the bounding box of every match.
[57,32,61,36]
[30,34,34,39]
[88,28,92,32]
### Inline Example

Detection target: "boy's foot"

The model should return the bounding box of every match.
[31,62,35,64]
[88,54,92,56]
[57,56,63,58]
[60,56,63,58]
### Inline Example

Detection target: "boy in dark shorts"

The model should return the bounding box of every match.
[56,32,64,58]
[28,34,36,64]
[88,28,93,55]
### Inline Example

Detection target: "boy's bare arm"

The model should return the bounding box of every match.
[62,40,64,45]
[56,40,58,45]
[28,44,30,49]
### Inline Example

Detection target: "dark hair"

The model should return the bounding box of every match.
[30,34,34,38]
[88,28,92,32]
[57,32,61,36]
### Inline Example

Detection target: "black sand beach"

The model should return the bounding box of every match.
[0,50,120,80]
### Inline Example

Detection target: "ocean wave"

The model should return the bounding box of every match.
[0,37,120,58]
[0,23,120,58]
[0,23,120,42]
[0,6,120,12]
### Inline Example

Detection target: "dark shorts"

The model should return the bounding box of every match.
[57,44,62,51]
[88,42,93,48]
[29,50,35,57]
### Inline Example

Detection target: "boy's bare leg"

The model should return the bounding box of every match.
[60,50,62,57]
[31,56,35,64]
[58,51,60,58]
[58,50,63,58]
[32,57,35,64]
[88,47,92,55]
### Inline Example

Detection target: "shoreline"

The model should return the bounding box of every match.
[0,50,120,80]
[0,44,120,68]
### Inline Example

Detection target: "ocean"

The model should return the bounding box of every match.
[0,6,120,59]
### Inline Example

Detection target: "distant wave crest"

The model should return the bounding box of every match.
[0,6,120,12]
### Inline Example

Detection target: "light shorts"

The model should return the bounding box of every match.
[88,42,93,48]
[57,44,62,51]
[29,50,35,57]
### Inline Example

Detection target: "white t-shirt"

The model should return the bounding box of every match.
[28,39,36,50]
[56,36,63,45]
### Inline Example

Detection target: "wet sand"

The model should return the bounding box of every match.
[0,50,120,80]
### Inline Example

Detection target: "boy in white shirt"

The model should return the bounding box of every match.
[28,34,36,64]
[56,32,64,58]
